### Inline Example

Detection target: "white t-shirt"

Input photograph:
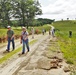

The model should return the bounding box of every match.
[21,31,28,40]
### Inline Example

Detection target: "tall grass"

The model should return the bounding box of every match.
[53,20,76,65]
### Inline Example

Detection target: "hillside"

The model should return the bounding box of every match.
[53,20,76,67]
[53,20,76,32]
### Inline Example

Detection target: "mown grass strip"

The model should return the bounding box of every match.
[0,39,37,64]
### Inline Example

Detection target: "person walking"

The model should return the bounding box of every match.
[51,26,55,37]
[31,27,34,39]
[20,27,30,54]
[6,26,15,52]
[69,31,72,38]
[42,29,45,35]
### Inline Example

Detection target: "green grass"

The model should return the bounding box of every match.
[0,47,22,64]
[48,45,57,52]
[0,28,21,37]
[0,25,50,37]
[0,39,37,64]
[34,25,51,31]
[29,39,37,45]
[53,20,76,65]
[0,29,7,37]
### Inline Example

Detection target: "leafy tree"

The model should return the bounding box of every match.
[13,0,42,28]
[0,0,13,27]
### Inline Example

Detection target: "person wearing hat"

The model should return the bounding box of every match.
[51,26,55,37]
[20,27,30,54]
[6,26,15,52]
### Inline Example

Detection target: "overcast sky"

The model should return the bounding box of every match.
[37,0,76,20]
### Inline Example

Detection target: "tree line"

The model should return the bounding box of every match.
[12,18,54,27]
[0,0,54,28]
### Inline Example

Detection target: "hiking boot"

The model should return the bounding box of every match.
[27,51,29,52]
[6,49,10,52]
[22,52,25,54]
[27,49,30,52]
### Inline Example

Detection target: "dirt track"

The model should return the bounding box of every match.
[0,33,70,75]
[0,33,49,75]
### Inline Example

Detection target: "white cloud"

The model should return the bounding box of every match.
[37,0,76,20]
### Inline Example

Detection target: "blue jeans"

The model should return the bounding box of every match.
[22,39,30,53]
[7,37,15,51]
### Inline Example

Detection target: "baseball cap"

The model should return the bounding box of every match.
[7,26,11,28]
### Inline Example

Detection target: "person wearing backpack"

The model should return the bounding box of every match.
[20,27,30,54]
[6,26,15,52]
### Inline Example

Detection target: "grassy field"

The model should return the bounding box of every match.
[53,20,76,65]
[0,28,21,37]
[0,25,50,37]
